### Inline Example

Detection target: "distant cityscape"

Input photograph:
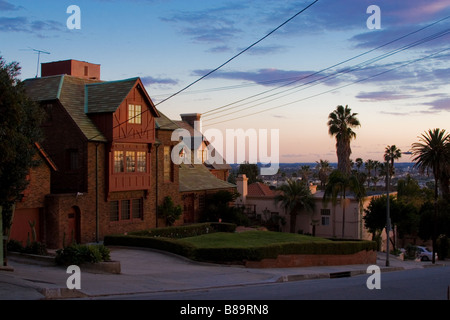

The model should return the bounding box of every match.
[229,162,434,189]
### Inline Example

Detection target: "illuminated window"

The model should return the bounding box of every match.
[164,146,172,182]
[114,151,124,173]
[126,151,135,172]
[136,152,146,173]
[128,104,142,124]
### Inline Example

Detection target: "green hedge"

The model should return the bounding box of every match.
[193,241,377,263]
[104,234,196,258]
[128,222,236,239]
[104,233,376,264]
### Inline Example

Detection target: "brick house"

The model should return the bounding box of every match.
[23,59,183,248]
[9,143,57,246]
[174,113,231,182]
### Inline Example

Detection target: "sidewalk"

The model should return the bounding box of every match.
[0,246,444,300]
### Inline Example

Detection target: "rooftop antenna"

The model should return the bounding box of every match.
[20,47,51,78]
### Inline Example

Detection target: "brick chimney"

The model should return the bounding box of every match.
[41,59,101,80]
[180,113,202,133]
[236,174,248,205]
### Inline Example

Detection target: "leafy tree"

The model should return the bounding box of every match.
[327,105,360,175]
[158,196,182,226]
[275,179,315,233]
[0,57,44,265]
[364,195,419,251]
[204,190,248,225]
[411,128,450,263]
[237,161,260,184]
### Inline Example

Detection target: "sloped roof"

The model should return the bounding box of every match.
[174,120,231,171]
[156,111,180,131]
[179,163,236,192]
[58,76,107,142]
[23,75,64,101]
[85,77,138,113]
[24,75,107,142]
[248,182,276,197]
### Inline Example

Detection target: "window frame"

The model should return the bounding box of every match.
[128,104,142,124]
[109,198,144,222]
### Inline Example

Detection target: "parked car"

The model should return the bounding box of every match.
[416,246,437,261]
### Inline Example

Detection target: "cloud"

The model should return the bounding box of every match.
[356,91,415,102]
[191,68,344,87]
[0,16,66,36]
[425,97,450,111]
[160,2,248,44]
[0,17,28,32]
[0,0,22,11]
[141,75,179,86]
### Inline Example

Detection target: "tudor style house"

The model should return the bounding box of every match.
[23,59,183,248]
[20,59,236,249]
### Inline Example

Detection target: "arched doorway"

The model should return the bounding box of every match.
[67,206,81,244]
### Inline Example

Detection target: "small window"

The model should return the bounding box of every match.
[321,208,330,226]
[128,104,142,124]
[132,199,143,219]
[84,66,89,76]
[110,201,119,221]
[163,146,173,182]
[121,200,130,220]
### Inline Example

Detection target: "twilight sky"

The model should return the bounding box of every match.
[1,0,450,164]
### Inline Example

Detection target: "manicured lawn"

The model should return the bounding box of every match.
[178,230,332,249]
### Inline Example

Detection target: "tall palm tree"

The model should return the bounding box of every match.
[411,128,450,263]
[365,159,375,189]
[316,159,332,189]
[327,105,361,175]
[299,165,311,184]
[323,170,365,238]
[384,145,402,188]
[275,179,315,233]
[355,158,364,172]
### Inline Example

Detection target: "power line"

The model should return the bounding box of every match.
[203,47,450,127]
[153,0,319,107]
[202,27,450,123]
[88,0,319,141]
[201,15,450,119]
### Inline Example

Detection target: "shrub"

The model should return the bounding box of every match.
[129,222,236,239]
[7,239,47,255]
[55,244,111,266]
[7,239,23,253]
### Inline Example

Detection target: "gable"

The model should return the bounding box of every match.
[85,78,159,117]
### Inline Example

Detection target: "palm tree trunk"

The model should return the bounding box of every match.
[342,193,346,238]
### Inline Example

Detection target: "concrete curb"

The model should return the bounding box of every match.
[7,252,121,274]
